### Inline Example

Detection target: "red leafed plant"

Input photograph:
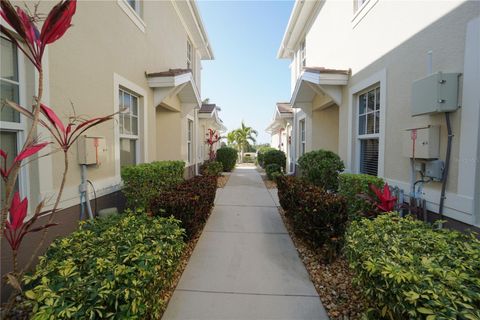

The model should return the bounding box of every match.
[370,183,397,212]
[0,0,113,307]
[206,128,221,160]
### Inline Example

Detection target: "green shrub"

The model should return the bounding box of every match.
[265,163,282,181]
[263,149,286,171]
[345,213,480,319]
[338,173,384,220]
[121,161,184,210]
[276,176,348,256]
[298,149,344,191]
[257,146,275,167]
[23,212,185,319]
[200,160,223,176]
[216,147,238,172]
[150,175,217,238]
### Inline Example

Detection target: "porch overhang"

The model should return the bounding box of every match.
[291,67,350,109]
[147,69,201,111]
[266,103,293,134]
[199,104,227,132]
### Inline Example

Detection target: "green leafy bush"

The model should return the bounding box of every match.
[298,149,344,191]
[257,146,275,167]
[345,213,480,319]
[263,149,286,171]
[276,176,348,256]
[150,175,217,238]
[200,160,223,176]
[216,147,238,172]
[265,163,282,181]
[338,173,384,220]
[23,212,185,319]
[121,161,184,210]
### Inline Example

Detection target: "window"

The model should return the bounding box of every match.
[299,119,306,156]
[187,39,194,73]
[299,40,306,68]
[126,0,142,16]
[357,86,380,176]
[1,36,23,202]
[119,89,139,167]
[187,119,193,164]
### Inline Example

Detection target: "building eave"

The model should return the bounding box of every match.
[147,70,201,107]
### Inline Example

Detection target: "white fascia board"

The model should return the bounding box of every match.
[291,70,348,107]
[148,72,201,108]
[172,0,214,60]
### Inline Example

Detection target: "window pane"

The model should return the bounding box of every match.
[358,115,366,135]
[375,87,380,110]
[132,115,138,135]
[123,92,131,113]
[131,96,138,116]
[0,131,18,202]
[360,139,379,176]
[119,114,124,134]
[366,113,375,134]
[358,93,366,114]
[374,110,380,133]
[1,37,18,81]
[367,90,375,112]
[1,80,20,122]
[123,114,132,135]
[119,91,124,109]
[120,138,136,167]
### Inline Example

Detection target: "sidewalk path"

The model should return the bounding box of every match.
[162,165,328,320]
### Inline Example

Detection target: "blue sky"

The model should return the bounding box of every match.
[197,0,294,144]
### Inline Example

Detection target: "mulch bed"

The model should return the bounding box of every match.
[217,174,230,188]
[256,167,277,189]
[277,207,368,319]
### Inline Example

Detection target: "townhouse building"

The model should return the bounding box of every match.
[277,0,480,229]
[1,0,214,295]
[198,103,227,162]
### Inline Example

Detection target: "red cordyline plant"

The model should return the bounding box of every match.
[369,183,397,212]
[206,128,221,160]
[0,0,112,305]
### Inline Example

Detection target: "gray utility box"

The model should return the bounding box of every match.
[411,72,460,116]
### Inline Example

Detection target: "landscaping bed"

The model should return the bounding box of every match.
[277,207,367,319]
[217,174,230,188]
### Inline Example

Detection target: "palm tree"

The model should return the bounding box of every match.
[234,121,258,163]
[226,131,237,148]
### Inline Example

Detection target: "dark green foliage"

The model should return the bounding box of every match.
[276,176,348,257]
[345,213,480,319]
[216,147,238,172]
[200,160,223,176]
[263,149,286,171]
[298,150,344,191]
[265,163,282,181]
[121,161,185,210]
[257,146,275,167]
[23,212,185,319]
[338,173,384,220]
[150,175,217,238]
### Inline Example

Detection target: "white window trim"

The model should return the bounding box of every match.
[298,116,306,158]
[117,0,146,33]
[347,69,386,177]
[186,115,194,165]
[0,36,30,202]
[113,73,148,178]
[352,0,379,28]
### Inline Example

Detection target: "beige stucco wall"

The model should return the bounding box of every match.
[7,0,206,212]
[311,105,339,154]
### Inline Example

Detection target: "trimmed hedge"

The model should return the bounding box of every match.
[150,175,217,238]
[257,146,275,167]
[263,149,286,171]
[200,160,223,176]
[338,173,384,220]
[216,147,238,172]
[345,213,480,319]
[265,163,282,181]
[121,161,184,210]
[23,212,185,319]
[276,176,347,256]
[298,150,344,191]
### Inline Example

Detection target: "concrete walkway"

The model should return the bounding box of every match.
[162,166,328,320]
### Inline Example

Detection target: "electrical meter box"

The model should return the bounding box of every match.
[402,126,440,159]
[77,135,107,165]
[411,72,460,116]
